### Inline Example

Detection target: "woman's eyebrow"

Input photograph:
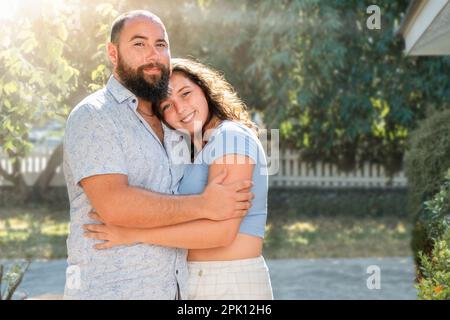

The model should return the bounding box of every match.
[177,85,190,93]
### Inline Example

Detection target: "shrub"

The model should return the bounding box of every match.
[0,261,30,300]
[405,109,450,218]
[416,231,450,300]
[413,170,450,287]
[405,109,450,268]
[268,187,408,218]
[421,170,450,240]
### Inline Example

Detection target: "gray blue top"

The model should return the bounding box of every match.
[63,76,188,300]
[178,120,268,238]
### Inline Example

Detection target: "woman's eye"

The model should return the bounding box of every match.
[182,91,191,97]
[161,104,172,112]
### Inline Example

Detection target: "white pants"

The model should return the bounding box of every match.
[187,256,274,300]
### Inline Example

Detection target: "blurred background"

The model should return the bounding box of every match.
[0,0,449,300]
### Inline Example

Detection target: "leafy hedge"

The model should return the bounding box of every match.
[415,172,450,299]
[405,109,450,269]
[416,235,450,300]
[268,187,408,218]
[405,109,450,220]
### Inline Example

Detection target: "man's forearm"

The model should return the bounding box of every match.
[97,185,205,228]
[81,172,252,230]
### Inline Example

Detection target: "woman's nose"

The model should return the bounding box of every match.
[174,102,186,115]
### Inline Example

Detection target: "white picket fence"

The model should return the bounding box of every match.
[0,149,408,188]
[269,149,407,188]
[0,148,65,187]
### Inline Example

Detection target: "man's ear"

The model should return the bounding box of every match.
[107,42,119,68]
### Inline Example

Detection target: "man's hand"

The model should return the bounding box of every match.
[83,212,140,250]
[200,169,254,221]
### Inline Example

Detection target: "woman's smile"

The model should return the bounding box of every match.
[180,110,197,124]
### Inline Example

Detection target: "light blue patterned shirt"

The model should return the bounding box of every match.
[63,76,188,300]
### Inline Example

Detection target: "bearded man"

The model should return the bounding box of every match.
[63,10,253,300]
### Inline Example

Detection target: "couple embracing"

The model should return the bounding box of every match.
[63,10,273,300]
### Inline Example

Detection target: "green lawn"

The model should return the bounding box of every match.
[264,216,412,259]
[0,205,413,259]
[0,206,69,259]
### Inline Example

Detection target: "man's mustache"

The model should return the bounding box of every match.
[138,62,167,72]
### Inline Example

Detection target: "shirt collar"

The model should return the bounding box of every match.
[106,75,136,105]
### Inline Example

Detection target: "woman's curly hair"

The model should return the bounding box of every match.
[153,58,258,135]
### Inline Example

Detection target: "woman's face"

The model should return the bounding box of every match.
[159,72,209,136]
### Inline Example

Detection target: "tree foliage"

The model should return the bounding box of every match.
[0,0,117,199]
[168,0,450,174]
[0,2,78,196]
[2,0,450,199]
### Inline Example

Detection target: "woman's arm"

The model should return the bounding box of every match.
[84,215,243,249]
[84,154,255,250]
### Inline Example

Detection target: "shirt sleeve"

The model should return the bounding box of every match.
[202,124,260,165]
[64,104,128,185]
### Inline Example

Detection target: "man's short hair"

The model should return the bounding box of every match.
[110,10,164,45]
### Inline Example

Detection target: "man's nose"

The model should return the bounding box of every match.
[145,45,160,62]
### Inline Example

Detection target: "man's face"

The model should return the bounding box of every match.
[112,17,171,103]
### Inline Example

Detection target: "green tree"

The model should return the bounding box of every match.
[0,2,78,199]
[161,0,450,175]
[0,0,121,200]
[277,0,450,174]
[3,0,450,200]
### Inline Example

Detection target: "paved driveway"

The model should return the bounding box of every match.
[267,257,417,299]
[2,257,417,300]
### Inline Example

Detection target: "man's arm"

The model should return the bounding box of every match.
[65,104,253,229]
[80,169,253,229]
[84,155,254,249]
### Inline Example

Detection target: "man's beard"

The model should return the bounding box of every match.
[116,53,170,104]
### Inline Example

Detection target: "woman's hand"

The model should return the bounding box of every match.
[83,211,140,250]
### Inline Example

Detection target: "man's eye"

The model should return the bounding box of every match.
[162,104,172,111]
[134,42,144,47]
[156,43,166,48]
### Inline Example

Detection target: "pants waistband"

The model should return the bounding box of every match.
[187,256,267,270]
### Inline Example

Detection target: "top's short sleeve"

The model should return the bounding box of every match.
[201,123,260,165]
[64,104,128,185]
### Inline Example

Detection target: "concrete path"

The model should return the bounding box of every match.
[267,257,417,299]
[2,257,417,300]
